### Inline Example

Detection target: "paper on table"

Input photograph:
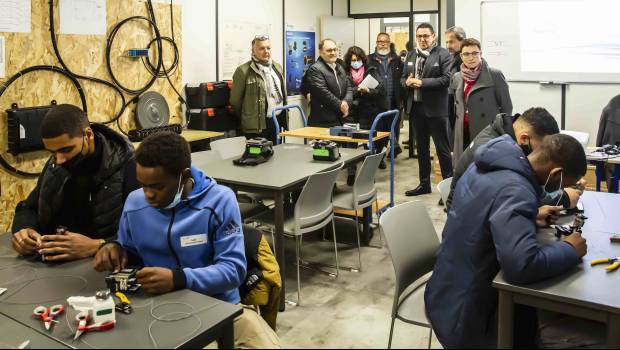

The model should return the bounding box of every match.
[358,74,379,89]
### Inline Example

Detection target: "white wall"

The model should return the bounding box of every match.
[181,0,217,85]
[455,0,618,145]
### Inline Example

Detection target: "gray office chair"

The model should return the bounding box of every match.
[191,150,222,170]
[253,163,344,306]
[210,136,247,159]
[380,201,440,349]
[333,150,386,272]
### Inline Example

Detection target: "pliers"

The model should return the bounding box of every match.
[590,257,620,272]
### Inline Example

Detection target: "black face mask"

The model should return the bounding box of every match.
[520,140,533,156]
[57,138,86,170]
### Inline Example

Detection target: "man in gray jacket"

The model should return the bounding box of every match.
[401,23,453,196]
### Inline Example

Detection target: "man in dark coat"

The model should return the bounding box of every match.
[445,26,467,133]
[425,133,588,348]
[446,108,585,211]
[11,104,138,262]
[305,38,353,127]
[401,23,453,196]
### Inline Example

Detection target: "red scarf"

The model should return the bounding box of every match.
[351,66,365,86]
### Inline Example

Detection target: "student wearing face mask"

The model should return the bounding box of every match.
[425,133,588,348]
[344,46,389,168]
[446,107,586,212]
[94,133,280,348]
[11,104,138,262]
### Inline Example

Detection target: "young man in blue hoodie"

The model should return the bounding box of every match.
[425,133,588,348]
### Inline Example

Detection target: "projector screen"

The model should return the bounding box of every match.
[481,0,620,83]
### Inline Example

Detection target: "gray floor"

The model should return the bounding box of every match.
[276,123,448,349]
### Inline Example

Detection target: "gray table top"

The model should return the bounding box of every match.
[0,235,241,349]
[0,314,68,349]
[192,143,368,191]
[494,191,620,314]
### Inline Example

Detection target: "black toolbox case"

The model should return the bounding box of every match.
[185,81,233,109]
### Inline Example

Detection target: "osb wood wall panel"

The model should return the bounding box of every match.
[0,0,183,233]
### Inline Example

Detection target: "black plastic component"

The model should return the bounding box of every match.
[127,124,182,142]
[188,107,235,132]
[6,103,56,156]
[185,81,232,109]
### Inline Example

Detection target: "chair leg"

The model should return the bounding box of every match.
[427,327,433,349]
[354,215,362,272]
[331,217,340,277]
[296,235,301,306]
[388,317,396,349]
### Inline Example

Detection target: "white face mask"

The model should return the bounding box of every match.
[164,173,185,210]
[351,61,363,70]
[542,169,563,206]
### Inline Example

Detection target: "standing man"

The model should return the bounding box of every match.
[401,23,453,196]
[305,38,353,127]
[445,26,467,133]
[369,33,404,158]
[230,35,287,143]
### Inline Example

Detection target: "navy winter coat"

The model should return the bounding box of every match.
[424,134,580,348]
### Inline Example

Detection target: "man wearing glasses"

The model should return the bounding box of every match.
[369,33,404,158]
[401,23,453,197]
[230,35,287,143]
[305,38,352,127]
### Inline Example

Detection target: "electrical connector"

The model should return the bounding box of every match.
[127,49,149,58]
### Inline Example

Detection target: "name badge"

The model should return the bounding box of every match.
[407,62,414,66]
[180,234,208,247]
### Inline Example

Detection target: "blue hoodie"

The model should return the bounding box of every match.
[117,167,246,304]
[424,135,580,348]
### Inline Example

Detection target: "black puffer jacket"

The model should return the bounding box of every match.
[12,124,138,240]
[305,57,353,127]
[348,65,388,129]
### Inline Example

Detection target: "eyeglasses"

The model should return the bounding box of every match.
[416,34,433,39]
[461,51,481,58]
[254,34,269,40]
[324,48,338,53]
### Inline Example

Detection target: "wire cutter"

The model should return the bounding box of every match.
[590,257,620,272]
[32,304,64,330]
[74,312,115,340]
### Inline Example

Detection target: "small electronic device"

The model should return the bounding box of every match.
[554,213,588,239]
[6,102,56,155]
[127,49,149,58]
[68,290,116,340]
[233,138,274,166]
[596,144,620,155]
[127,124,182,142]
[313,140,341,161]
[351,130,377,139]
[105,268,141,293]
[329,126,356,137]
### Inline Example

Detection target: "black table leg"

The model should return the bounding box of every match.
[216,321,235,349]
[362,206,372,245]
[274,191,286,312]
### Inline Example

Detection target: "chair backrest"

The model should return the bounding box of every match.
[352,150,386,208]
[437,177,453,205]
[294,163,344,233]
[191,150,222,171]
[561,130,590,147]
[380,201,440,314]
[210,136,247,159]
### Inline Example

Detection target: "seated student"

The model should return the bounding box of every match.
[11,104,138,262]
[425,133,588,348]
[93,132,279,348]
[446,107,586,211]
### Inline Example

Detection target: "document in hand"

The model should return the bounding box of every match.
[358,74,379,89]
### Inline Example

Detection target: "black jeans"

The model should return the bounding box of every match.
[410,102,453,185]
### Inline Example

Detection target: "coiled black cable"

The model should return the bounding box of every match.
[48,0,127,125]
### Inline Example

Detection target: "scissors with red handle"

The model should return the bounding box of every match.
[74,312,115,340]
[33,304,64,330]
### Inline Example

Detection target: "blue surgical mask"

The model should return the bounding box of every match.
[351,61,363,70]
[542,169,563,206]
[164,173,185,210]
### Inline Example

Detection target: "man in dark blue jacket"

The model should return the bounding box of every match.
[425,133,588,348]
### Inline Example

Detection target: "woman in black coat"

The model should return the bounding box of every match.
[344,46,389,167]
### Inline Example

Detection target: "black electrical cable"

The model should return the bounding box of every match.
[0,65,88,178]
[48,0,127,125]
[106,16,163,96]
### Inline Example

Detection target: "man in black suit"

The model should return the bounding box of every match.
[305,38,353,127]
[401,23,453,196]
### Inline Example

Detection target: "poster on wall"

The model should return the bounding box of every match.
[285,31,315,96]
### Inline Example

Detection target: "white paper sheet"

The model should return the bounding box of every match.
[358,74,379,90]
[0,36,5,79]
[59,0,106,35]
[0,0,31,33]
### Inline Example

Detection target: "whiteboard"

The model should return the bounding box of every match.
[481,0,620,83]
[217,0,283,81]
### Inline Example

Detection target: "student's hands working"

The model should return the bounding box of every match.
[564,178,587,208]
[13,229,102,261]
[94,244,174,294]
[536,205,562,227]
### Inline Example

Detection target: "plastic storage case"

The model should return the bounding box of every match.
[185,81,233,109]
[188,106,235,132]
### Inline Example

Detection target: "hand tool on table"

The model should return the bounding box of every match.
[73,312,115,340]
[590,257,620,272]
[32,304,64,330]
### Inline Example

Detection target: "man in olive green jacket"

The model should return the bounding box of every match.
[230,35,288,142]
